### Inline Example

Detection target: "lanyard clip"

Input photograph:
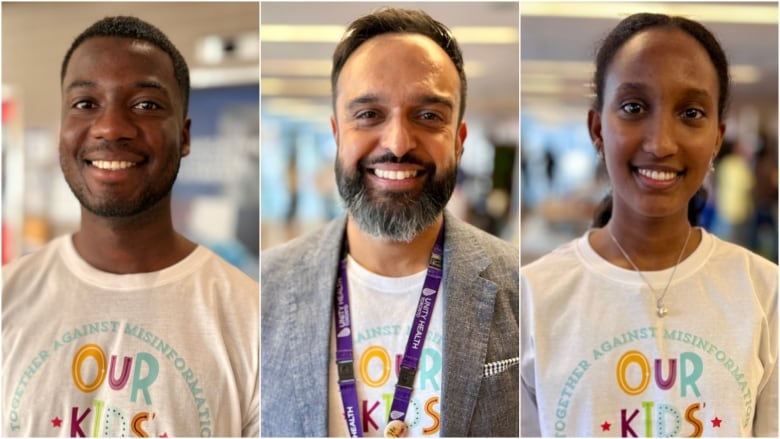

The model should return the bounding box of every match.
[397,365,416,389]
[337,360,355,383]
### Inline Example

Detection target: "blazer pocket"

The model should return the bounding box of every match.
[482,356,519,378]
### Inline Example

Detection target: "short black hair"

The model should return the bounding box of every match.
[61,16,190,115]
[331,8,467,123]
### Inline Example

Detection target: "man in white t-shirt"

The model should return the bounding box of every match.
[2,16,258,437]
[261,8,518,437]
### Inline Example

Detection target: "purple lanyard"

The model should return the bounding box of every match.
[335,222,445,437]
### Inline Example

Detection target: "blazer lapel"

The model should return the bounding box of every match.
[440,212,498,436]
[287,216,347,436]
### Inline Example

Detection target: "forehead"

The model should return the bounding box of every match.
[63,36,178,93]
[606,27,719,98]
[335,33,461,106]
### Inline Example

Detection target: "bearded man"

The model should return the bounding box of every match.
[260,8,518,437]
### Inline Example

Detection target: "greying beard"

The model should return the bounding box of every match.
[335,158,456,243]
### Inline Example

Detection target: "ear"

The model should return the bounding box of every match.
[456,121,467,160]
[587,108,603,154]
[330,115,339,145]
[713,122,726,159]
[180,118,192,157]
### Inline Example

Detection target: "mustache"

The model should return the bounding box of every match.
[360,152,429,168]
[76,141,142,158]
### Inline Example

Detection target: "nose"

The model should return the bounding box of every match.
[88,104,137,141]
[380,116,415,158]
[642,113,677,157]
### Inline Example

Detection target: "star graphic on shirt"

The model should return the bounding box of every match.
[51,417,62,428]
[601,421,611,431]
[711,417,723,428]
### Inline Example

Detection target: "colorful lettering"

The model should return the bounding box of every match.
[130,353,159,405]
[617,351,650,396]
[70,406,91,437]
[72,344,107,393]
[422,396,440,435]
[680,352,703,397]
[685,403,703,437]
[359,346,392,387]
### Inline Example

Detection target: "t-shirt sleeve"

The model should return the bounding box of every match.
[752,358,777,437]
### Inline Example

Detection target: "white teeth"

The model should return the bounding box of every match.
[637,168,677,181]
[91,160,137,170]
[373,169,418,180]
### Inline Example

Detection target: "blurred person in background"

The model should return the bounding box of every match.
[261,8,518,437]
[714,139,754,246]
[522,13,777,436]
[2,16,258,437]
[749,135,778,261]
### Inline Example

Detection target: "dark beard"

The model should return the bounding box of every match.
[335,153,456,242]
[65,157,180,218]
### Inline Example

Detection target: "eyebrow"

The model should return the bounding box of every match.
[65,79,96,92]
[417,94,454,111]
[615,82,649,95]
[64,79,169,94]
[346,94,380,111]
[345,93,455,111]
[616,82,714,101]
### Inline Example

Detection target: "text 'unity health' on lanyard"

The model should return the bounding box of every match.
[335,221,445,438]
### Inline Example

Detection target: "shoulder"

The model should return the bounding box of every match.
[705,231,777,286]
[444,212,518,268]
[261,216,346,274]
[196,246,259,292]
[521,236,581,279]
[3,236,68,286]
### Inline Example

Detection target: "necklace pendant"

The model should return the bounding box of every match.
[384,420,408,437]
[657,306,669,318]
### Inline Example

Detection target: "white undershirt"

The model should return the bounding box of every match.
[327,255,444,437]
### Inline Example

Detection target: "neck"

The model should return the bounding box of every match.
[593,211,698,271]
[73,199,196,274]
[346,214,443,277]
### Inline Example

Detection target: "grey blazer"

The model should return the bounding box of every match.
[261,211,518,436]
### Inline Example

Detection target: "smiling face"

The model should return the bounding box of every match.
[588,27,724,224]
[331,33,467,242]
[59,36,190,218]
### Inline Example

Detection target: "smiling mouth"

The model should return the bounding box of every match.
[372,169,421,180]
[88,160,139,171]
[636,168,680,181]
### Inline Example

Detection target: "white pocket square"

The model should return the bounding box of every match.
[483,357,519,377]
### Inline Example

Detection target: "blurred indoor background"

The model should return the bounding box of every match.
[2,2,260,279]
[521,1,778,264]
[261,1,519,250]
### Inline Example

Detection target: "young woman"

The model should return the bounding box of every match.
[521,13,777,437]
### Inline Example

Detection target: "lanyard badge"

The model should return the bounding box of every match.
[335,222,445,438]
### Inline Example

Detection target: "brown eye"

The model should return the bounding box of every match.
[682,108,704,119]
[620,102,643,114]
[356,110,378,119]
[134,101,161,110]
[73,100,96,110]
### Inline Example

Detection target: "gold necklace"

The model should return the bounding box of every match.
[607,226,692,318]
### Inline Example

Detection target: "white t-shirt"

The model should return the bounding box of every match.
[521,229,777,437]
[2,235,259,437]
[328,256,444,437]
